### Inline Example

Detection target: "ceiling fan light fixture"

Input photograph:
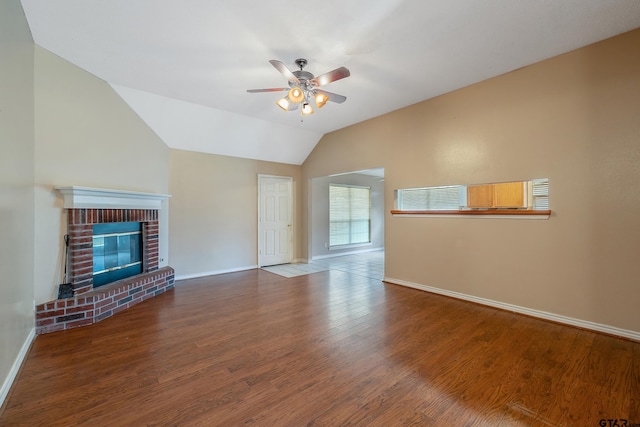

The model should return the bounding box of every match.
[288,87,304,103]
[301,102,314,115]
[249,59,350,116]
[314,92,328,108]
[276,96,291,111]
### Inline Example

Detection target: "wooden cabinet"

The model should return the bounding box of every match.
[466,184,493,208]
[493,182,525,208]
[467,182,526,209]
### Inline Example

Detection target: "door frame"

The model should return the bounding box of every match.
[257,174,293,267]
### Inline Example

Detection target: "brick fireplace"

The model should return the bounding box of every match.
[35,187,174,334]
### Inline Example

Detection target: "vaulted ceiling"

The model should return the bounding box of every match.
[21,0,640,164]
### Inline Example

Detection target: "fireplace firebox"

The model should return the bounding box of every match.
[92,221,143,287]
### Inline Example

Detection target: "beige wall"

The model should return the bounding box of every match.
[0,0,35,403]
[169,149,301,279]
[33,47,170,304]
[302,29,640,333]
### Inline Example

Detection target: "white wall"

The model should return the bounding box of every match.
[0,0,36,405]
[310,172,384,259]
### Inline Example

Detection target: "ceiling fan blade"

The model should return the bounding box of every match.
[247,88,288,93]
[311,67,350,87]
[269,60,300,84]
[316,89,347,104]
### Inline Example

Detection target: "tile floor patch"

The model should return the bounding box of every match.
[262,251,384,280]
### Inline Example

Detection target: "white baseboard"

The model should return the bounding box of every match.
[175,265,258,281]
[312,247,384,261]
[1,328,35,409]
[293,258,309,264]
[384,277,640,342]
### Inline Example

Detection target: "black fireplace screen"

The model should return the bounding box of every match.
[92,222,142,287]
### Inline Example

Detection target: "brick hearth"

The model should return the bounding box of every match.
[36,267,174,334]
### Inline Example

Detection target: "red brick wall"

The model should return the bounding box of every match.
[67,208,159,295]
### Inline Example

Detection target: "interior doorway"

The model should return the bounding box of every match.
[309,168,384,261]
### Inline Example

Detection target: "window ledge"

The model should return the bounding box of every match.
[390,209,551,219]
[329,242,372,251]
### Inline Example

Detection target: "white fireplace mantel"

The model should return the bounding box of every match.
[55,186,171,210]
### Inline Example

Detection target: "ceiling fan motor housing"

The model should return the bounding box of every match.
[291,70,315,89]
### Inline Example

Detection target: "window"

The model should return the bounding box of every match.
[329,184,371,247]
[397,185,462,210]
[531,178,549,210]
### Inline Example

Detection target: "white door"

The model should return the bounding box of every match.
[258,175,293,267]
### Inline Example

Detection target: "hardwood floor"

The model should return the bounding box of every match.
[2,269,638,426]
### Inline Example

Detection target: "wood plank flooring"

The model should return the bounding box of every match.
[1,269,638,426]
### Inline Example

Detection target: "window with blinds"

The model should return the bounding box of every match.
[329,184,371,247]
[531,178,549,210]
[397,185,462,210]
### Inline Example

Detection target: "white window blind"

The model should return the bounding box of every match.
[532,178,549,210]
[329,185,371,246]
[398,185,461,210]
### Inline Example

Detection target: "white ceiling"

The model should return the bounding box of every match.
[21,0,640,165]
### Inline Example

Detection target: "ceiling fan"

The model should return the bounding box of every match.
[247,58,350,116]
